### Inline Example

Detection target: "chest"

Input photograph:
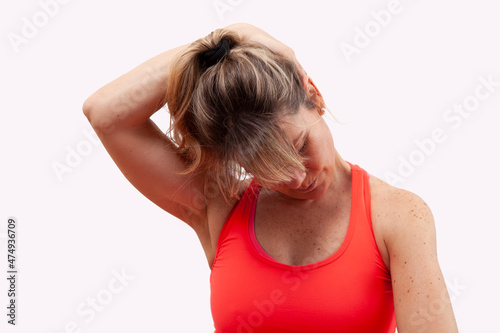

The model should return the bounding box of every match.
[206,176,390,271]
[253,189,352,267]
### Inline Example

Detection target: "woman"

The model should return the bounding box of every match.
[83,23,458,332]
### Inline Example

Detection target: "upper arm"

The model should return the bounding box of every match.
[87,113,209,229]
[383,189,458,332]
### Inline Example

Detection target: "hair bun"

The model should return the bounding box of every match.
[201,38,230,69]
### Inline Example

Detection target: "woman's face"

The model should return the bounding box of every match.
[269,107,336,200]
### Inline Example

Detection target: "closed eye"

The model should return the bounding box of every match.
[298,138,308,155]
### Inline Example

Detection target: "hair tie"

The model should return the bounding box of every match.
[201,38,230,69]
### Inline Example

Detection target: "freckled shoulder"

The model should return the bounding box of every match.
[368,174,433,271]
[368,175,456,331]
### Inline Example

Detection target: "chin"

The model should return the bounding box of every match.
[295,183,328,200]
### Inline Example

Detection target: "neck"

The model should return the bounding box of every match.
[329,149,352,196]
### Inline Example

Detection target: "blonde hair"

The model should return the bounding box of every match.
[165,28,316,199]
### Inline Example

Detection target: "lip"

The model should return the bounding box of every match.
[298,178,317,192]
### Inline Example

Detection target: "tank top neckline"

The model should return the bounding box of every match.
[245,161,360,272]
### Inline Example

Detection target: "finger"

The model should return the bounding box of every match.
[295,60,307,78]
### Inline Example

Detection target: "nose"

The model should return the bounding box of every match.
[285,168,307,189]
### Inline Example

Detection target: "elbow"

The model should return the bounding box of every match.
[82,96,114,133]
[82,97,94,123]
[82,97,102,130]
[82,91,141,133]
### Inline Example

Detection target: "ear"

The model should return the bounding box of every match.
[302,76,325,109]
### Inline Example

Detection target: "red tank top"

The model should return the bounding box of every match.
[210,162,397,333]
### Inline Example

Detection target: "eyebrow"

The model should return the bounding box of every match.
[293,130,306,145]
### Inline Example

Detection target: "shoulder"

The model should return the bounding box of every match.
[369,173,433,224]
[368,173,436,268]
[367,174,458,331]
[369,174,432,224]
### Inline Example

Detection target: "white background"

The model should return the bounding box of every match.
[1,0,499,332]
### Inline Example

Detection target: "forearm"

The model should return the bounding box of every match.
[83,43,189,131]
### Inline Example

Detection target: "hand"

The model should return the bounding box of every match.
[225,23,307,79]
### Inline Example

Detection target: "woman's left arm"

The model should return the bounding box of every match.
[383,189,459,332]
